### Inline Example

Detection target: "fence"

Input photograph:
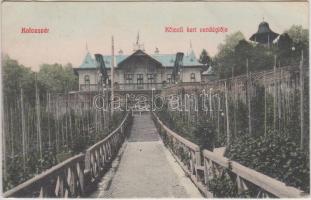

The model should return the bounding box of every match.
[152,112,307,198]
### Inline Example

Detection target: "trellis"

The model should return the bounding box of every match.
[162,63,308,149]
[2,81,122,191]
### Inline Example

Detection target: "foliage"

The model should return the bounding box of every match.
[215,38,275,78]
[2,56,78,107]
[2,55,35,103]
[285,25,309,46]
[225,131,310,192]
[157,76,309,195]
[217,31,245,57]
[213,25,309,79]
[208,169,239,197]
[2,56,126,192]
[37,63,78,93]
[157,104,216,151]
[214,31,245,78]
[3,149,58,192]
[199,49,211,70]
[192,118,215,150]
[71,134,90,154]
[277,33,294,66]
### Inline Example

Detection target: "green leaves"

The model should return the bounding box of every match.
[225,132,310,192]
[37,63,78,93]
[208,170,239,197]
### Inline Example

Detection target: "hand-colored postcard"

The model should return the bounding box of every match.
[1,0,309,198]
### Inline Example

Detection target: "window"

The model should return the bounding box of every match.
[190,73,196,82]
[147,74,155,83]
[137,74,144,85]
[167,74,172,83]
[84,75,90,84]
[124,74,134,84]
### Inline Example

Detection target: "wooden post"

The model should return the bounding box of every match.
[300,50,304,149]
[232,66,237,138]
[20,87,26,170]
[225,81,230,146]
[217,94,220,142]
[209,89,213,120]
[273,55,277,132]
[47,92,51,147]
[56,97,60,152]
[111,36,115,116]
[2,99,7,181]
[246,59,252,135]
[35,74,42,159]
[10,107,14,158]
[264,71,267,138]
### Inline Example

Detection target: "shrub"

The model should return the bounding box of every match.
[225,131,310,192]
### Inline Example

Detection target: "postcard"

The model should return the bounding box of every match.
[1,1,309,198]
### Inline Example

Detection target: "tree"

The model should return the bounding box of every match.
[217,31,245,58]
[2,55,35,103]
[214,31,277,78]
[199,49,211,70]
[37,63,78,93]
[214,32,245,78]
[277,33,294,66]
[285,25,309,65]
[233,39,253,75]
[285,25,308,46]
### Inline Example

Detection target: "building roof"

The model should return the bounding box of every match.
[80,52,97,68]
[79,50,203,69]
[249,21,279,44]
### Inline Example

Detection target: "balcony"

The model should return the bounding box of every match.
[79,83,166,92]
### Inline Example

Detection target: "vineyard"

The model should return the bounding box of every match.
[2,57,125,192]
[157,63,309,194]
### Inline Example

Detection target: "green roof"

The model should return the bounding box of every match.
[80,52,97,68]
[79,50,203,69]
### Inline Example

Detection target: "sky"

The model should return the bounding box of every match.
[1,2,309,71]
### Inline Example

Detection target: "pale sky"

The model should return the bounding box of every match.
[1,2,309,71]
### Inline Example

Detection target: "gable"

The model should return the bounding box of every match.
[117,50,163,68]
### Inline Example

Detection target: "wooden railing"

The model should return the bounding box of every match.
[152,112,307,198]
[152,113,207,195]
[3,112,132,198]
[79,83,164,92]
[3,154,86,198]
[85,112,132,181]
[116,83,163,91]
[201,150,306,198]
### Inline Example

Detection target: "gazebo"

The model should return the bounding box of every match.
[250,21,279,45]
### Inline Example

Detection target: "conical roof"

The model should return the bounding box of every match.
[250,21,279,44]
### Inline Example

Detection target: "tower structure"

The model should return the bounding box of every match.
[250,20,279,46]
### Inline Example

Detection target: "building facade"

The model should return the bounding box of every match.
[75,47,204,92]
